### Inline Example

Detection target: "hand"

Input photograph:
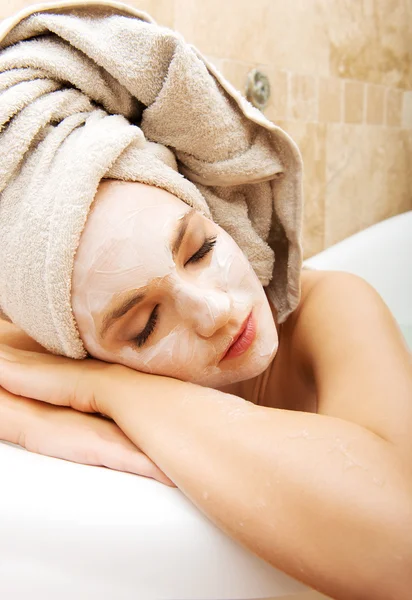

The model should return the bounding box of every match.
[0,386,174,486]
[0,343,116,414]
[0,344,175,485]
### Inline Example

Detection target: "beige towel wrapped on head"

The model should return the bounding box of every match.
[0,0,303,358]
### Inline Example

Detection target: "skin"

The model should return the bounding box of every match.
[71,180,278,388]
[0,318,173,485]
[0,182,411,598]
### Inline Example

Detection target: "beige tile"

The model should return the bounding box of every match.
[318,77,342,123]
[344,81,365,124]
[385,128,412,216]
[385,87,403,127]
[366,84,385,125]
[324,0,412,88]
[278,120,326,258]
[219,59,255,96]
[289,74,317,122]
[324,124,411,247]
[126,0,175,28]
[0,0,58,18]
[404,128,412,212]
[261,68,288,122]
[0,0,175,27]
[204,56,225,74]
[173,0,329,75]
[402,91,412,129]
[325,123,372,245]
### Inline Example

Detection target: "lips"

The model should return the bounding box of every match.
[220,311,256,362]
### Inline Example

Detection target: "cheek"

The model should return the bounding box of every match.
[202,234,258,299]
[117,325,217,380]
[72,286,114,355]
[71,291,99,351]
[73,227,275,385]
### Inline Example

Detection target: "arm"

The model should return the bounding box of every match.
[1,272,411,599]
[0,319,173,484]
[101,368,411,600]
[0,386,173,484]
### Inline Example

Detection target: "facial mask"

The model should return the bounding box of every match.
[72,181,278,387]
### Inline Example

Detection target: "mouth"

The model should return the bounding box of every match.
[220,311,256,362]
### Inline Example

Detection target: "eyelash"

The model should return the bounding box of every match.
[185,236,217,266]
[133,236,217,348]
[134,305,159,348]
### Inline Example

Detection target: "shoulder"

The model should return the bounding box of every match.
[286,269,412,453]
[280,269,381,375]
[298,267,381,310]
[294,268,405,363]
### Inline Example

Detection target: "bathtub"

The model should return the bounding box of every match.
[1,212,411,600]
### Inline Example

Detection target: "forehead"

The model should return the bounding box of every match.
[74,181,190,290]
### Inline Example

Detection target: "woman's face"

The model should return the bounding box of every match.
[72,180,278,387]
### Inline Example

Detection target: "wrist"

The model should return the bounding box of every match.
[93,363,136,418]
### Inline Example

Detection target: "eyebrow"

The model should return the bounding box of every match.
[100,290,146,338]
[99,208,197,339]
[171,208,196,257]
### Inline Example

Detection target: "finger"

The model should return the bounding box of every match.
[100,444,175,486]
[0,343,70,365]
[0,344,95,412]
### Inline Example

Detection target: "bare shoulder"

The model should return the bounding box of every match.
[289,269,412,455]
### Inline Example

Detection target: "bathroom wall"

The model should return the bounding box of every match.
[2,0,410,259]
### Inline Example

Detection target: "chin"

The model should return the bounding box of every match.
[192,335,278,389]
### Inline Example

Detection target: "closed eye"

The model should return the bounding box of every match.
[185,236,217,266]
[133,304,159,348]
[131,237,217,348]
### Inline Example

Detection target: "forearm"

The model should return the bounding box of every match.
[103,368,412,600]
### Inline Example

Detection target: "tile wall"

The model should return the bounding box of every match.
[2,0,410,259]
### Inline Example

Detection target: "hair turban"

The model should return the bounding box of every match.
[0,0,303,358]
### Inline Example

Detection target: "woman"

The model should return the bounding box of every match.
[1,179,412,600]
[0,3,411,598]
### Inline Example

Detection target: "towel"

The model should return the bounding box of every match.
[0,0,303,359]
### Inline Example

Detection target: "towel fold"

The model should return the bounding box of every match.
[0,0,303,358]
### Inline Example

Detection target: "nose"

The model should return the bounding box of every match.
[174,281,231,337]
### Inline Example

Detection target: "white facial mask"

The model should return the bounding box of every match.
[72,181,278,387]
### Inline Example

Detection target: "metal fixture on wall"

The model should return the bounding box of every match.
[245,69,270,110]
